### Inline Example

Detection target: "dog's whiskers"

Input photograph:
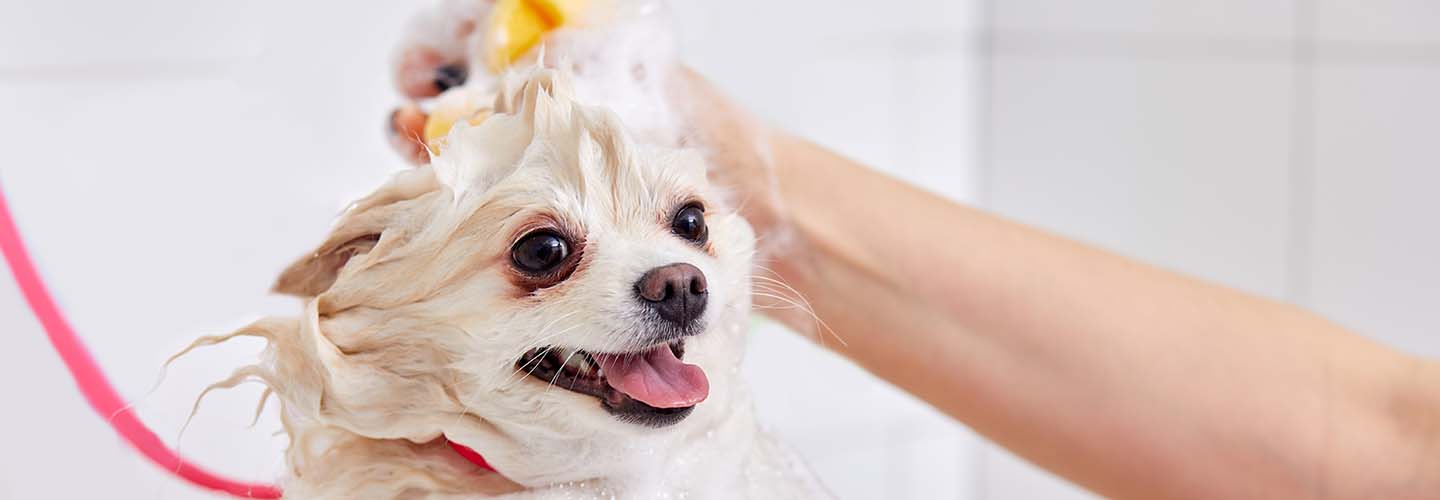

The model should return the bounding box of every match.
[750,286,840,347]
[526,310,585,346]
[499,344,561,389]
[536,345,598,413]
[494,311,584,388]
[748,266,846,347]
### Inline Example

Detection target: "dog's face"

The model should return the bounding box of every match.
[270,71,754,485]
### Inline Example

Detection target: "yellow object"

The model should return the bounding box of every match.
[484,0,589,73]
[424,106,493,153]
[529,0,587,26]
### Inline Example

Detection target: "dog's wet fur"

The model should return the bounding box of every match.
[182,9,831,495]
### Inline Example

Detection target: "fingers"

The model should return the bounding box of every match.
[396,47,464,99]
[393,0,482,98]
[388,104,432,166]
[388,1,490,162]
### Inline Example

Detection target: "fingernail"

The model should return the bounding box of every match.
[434,64,468,92]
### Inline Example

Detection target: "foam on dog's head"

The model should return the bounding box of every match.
[208,68,755,493]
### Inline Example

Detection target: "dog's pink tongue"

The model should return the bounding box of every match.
[594,346,709,408]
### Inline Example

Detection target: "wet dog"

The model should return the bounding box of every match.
[185,3,829,498]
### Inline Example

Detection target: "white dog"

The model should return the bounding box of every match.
[185,3,830,499]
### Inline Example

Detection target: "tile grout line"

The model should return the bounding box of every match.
[972,0,999,490]
[987,31,1440,65]
[974,0,997,212]
[1287,2,1327,497]
[884,39,918,500]
[1286,0,1316,307]
[0,60,239,83]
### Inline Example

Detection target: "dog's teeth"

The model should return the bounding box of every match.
[563,354,592,374]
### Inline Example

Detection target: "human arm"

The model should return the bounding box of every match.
[746,121,1440,500]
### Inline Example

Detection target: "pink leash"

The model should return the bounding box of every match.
[0,182,283,499]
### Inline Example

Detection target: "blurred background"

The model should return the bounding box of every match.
[1,0,1436,498]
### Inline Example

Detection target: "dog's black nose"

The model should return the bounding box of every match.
[635,263,708,327]
[433,64,467,92]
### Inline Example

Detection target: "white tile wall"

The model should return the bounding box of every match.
[979,449,1096,500]
[671,0,979,53]
[982,54,1296,500]
[993,0,1294,40]
[987,56,1294,299]
[0,243,200,500]
[1308,65,1440,359]
[979,1,1440,498]
[1314,0,1440,45]
[674,0,983,201]
[894,53,983,202]
[745,322,980,500]
[0,77,308,499]
[0,0,264,69]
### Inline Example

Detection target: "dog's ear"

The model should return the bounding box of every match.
[273,233,381,297]
[274,166,442,298]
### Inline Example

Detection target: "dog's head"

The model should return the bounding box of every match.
[269,69,755,485]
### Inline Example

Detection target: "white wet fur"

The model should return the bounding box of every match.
[186,1,831,498]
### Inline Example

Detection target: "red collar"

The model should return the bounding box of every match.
[447,440,498,473]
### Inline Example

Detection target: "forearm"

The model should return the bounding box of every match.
[761,133,1440,499]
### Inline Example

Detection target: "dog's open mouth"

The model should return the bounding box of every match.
[515,340,709,427]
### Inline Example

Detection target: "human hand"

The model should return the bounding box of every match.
[386,0,488,165]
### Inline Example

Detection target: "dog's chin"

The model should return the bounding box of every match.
[515,337,701,428]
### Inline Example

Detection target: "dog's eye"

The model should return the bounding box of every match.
[512,231,569,273]
[671,203,707,245]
